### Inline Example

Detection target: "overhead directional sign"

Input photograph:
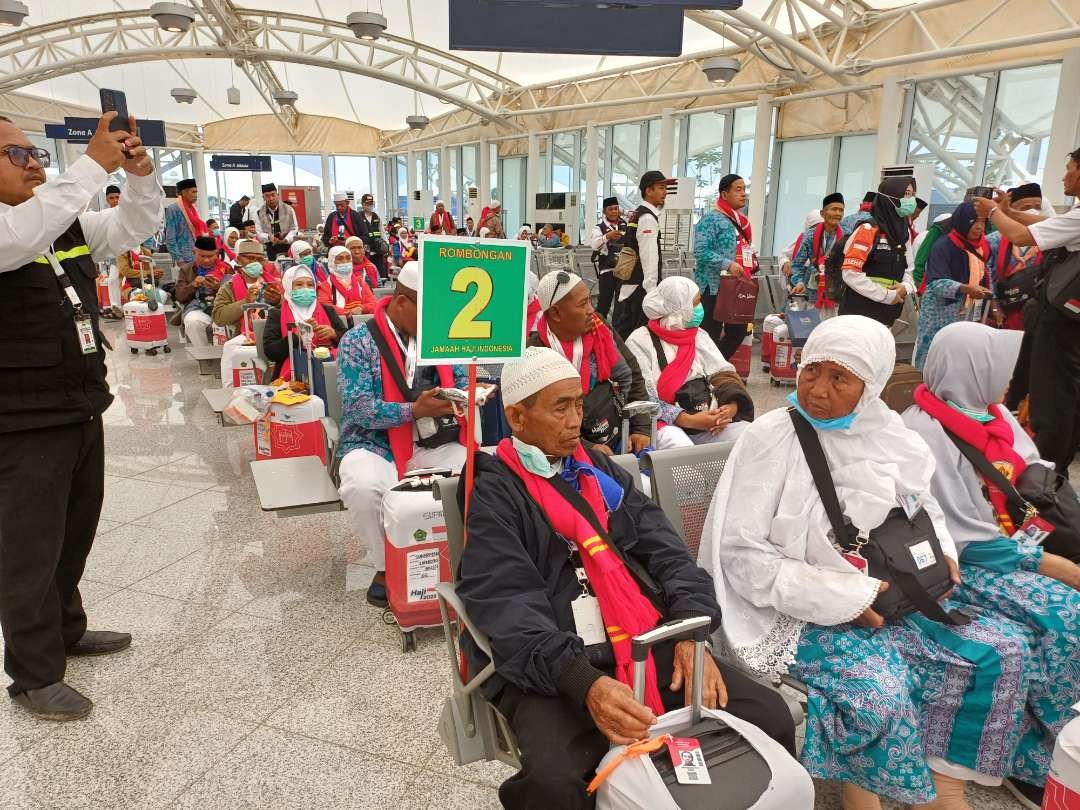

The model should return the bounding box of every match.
[210,154,272,172]
[45,118,166,147]
[417,235,529,365]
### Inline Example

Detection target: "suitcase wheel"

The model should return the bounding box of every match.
[130,347,138,354]
[146,348,158,356]
[162,345,171,353]
[401,630,416,654]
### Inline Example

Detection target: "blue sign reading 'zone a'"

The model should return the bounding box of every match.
[45,118,167,147]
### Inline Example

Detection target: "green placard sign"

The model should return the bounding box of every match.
[412,215,426,231]
[417,235,529,365]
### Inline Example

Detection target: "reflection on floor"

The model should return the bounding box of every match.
[0,321,1026,809]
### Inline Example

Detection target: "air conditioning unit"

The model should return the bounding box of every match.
[409,189,434,231]
[663,176,695,211]
[534,191,581,244]
[465,186,481,226]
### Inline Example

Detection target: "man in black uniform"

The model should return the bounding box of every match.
[612,171,670,339]
[357,193,388,279]
[0,113,163,719]
[227,193,250,229]
[588,196,626,320]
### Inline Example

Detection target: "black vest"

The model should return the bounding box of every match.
[595,218,627,272]
[861,228,908,284]
[0,219,112,432]
[625,204,663,285]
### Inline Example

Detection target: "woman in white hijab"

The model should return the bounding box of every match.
[903,321,1080,807]
[699,315,1038,810]
[222,226,240,265]
[625,277,753,450]
[288,239,326,283]
[262,265,346,380]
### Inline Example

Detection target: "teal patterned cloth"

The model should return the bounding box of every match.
[790,606,1035,804]
[693,210,737,296]
[913,278,965,370]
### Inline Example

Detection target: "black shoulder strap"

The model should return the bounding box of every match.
[544,469,664,608]
[367,322,414,402]
[789,408,851,548]
[944,429,1033,518]
[648,329,669,372]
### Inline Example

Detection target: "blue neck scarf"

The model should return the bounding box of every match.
[786,392,857,432]
[560,456,624,513]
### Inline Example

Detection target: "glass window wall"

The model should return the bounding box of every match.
[772,138,832,254]
[687,111,727,217]
[331,156,373,200]
[611,122,644,208]
[835,134,877,215]
[984,62,1061,189]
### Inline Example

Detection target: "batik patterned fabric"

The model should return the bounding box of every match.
[913,278,965,369]
[954,538,1080,786]
[791,606,1033,805]
[693,210,737,295]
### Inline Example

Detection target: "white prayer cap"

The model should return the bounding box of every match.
[536,271,584,311]
[333,191,350,202]
[489,199,501,208]
[344,235,363,247]
[397,260,419,290]
[642,276,699,330]
[501,347,580,406]
[289,240,312,259]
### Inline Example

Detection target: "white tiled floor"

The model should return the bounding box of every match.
[0,320,1026,808]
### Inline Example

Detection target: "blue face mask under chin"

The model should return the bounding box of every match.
[786,391,857,431]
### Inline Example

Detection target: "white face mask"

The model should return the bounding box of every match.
[332,262,352,278]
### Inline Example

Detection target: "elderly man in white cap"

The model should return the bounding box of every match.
[529,271,652,454]
[456,346,796,810]
[480,199,505,239]
[322,191,364,249]
[336,261,469,607]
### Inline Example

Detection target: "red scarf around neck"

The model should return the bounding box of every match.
[217,235,236,262]
[947,229,991,263]
[181,198,208,238]
[373,297,459,477]
[715,198,755,276]
[328,272,363,307]
[536,314,619,393]
[495,439,665,715]
[647,320,697,404]
[913,384,1027,533]
[995,236,1042,280]
[277,301,336,381]
[811,223,842,309]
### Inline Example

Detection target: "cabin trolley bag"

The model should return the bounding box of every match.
[791,408,971,626]
[593,617,814,810]
[253,330,326,464]
[123,255,169,355]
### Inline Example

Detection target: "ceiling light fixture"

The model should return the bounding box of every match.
[272,90,299,106]
[405,114,429,131]
[150,2,196,33]
[0,0,28,28]
[346,11,387,41]
[170,87,197,104]
[701,56,741,84]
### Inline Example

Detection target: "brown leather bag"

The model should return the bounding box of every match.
[612,246,638,281]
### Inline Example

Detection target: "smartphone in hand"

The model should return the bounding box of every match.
[99,88,131,134]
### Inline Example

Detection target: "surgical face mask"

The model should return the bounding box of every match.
[948,400,995,423]
[686,303,705,328]
[786,391,857,432]
[298,255,315,268]
[211,227,219,236]
[332,261,352,277]
[512,436,557,478]
[241,261,263,279]
[289,287,317,308]
[896,197,917,218]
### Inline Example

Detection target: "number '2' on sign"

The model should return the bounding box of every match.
[416,235,529,365]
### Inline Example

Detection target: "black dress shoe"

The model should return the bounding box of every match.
[1004,777,1044,810]
[68,630,132,657]
[11,682,92,721]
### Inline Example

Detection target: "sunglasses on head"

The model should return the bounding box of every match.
[3,145,51,169]
[547,271,571,309]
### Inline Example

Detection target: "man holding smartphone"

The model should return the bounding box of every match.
[0,111,163,720]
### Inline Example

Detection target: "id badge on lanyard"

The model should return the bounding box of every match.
[741,243,754,272]
[44,250,97,355]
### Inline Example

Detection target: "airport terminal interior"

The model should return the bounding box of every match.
[2,0,1080,807]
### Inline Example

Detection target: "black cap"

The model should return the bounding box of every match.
[822,192,844,208]
[105,185,120,196]
[261,182,277,193]
[176,178,197,191]
[194,236,217,251]
[602,196,619,209]
[862,191,876,204]
[1008,182,1042,202]
[718,174,742,193]
[361,193,374,203]
[915,197,928,211]
[638,170,674,194]
[241,219,255,228]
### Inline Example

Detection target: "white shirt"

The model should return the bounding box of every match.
[618,202,661,302]
[589,218,624,264]
[0,155,164,273]
[840,224,915,305]
[1029,205,1080,253]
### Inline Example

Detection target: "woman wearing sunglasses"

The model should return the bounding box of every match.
[0,111,163,722]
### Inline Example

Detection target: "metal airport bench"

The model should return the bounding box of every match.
[186,344,223,376]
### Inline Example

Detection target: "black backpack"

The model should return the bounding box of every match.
[823,235,848,304]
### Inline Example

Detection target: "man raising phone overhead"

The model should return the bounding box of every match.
[0,111,163,720]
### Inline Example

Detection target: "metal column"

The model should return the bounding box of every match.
[748,94,772,246]
[440,145,451,206]
[479,138,492,207]
[874,76,904,179]
[585,123,599,231]
[1045,47,1080,208]
[320,152,332,212]
[658,108,675,176]
[193,148,208,219]
[526,132,540,230]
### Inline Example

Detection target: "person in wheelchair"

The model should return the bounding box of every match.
[336,261,468,609]
[529,271,652,456]
[625,277,753,450]
[457,346,796,810]
[699,315,1051,810]
[902,320,1080,808]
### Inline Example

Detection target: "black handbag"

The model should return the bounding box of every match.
[946,431,1080,563]
[582,380,624,449]
[790,409,971,625]
[1044,248,1080,322]
[649,331,711,434]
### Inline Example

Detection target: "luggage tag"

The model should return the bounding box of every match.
[74,315,97,355]
[899,493,921,520]
[1013,514,1055,547]
[570,567,606,647]
[741,244,754,271]
[666,738,712,786]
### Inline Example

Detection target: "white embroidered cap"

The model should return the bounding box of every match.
[397,261,419,290]
[501,346,580,406]
[536,271,584,311]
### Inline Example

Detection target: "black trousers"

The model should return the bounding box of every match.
[612,283,647,340]
[700,292,748,360]
[838,289,903,328]
[371,252,389,281]
[0,418,104,694]
[496,640,796,810]
[1005,299,1041,411]
[1029,304,1080,476]
[595,272,617,322]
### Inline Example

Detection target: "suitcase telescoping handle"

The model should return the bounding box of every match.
[632,616,711,724]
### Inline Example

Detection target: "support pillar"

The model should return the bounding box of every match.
[479,138,492,208]
[585,123,599,230]
[526,132,540,229]
[658,108,675,177]
[193,148,208,219]
[748,94,772,247]
[439,145,451,205]
[406,150,418,226]
[320,152,332,212]
[1046,47,1080,208]
[375,156,387,216]
[874,76,903,179]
